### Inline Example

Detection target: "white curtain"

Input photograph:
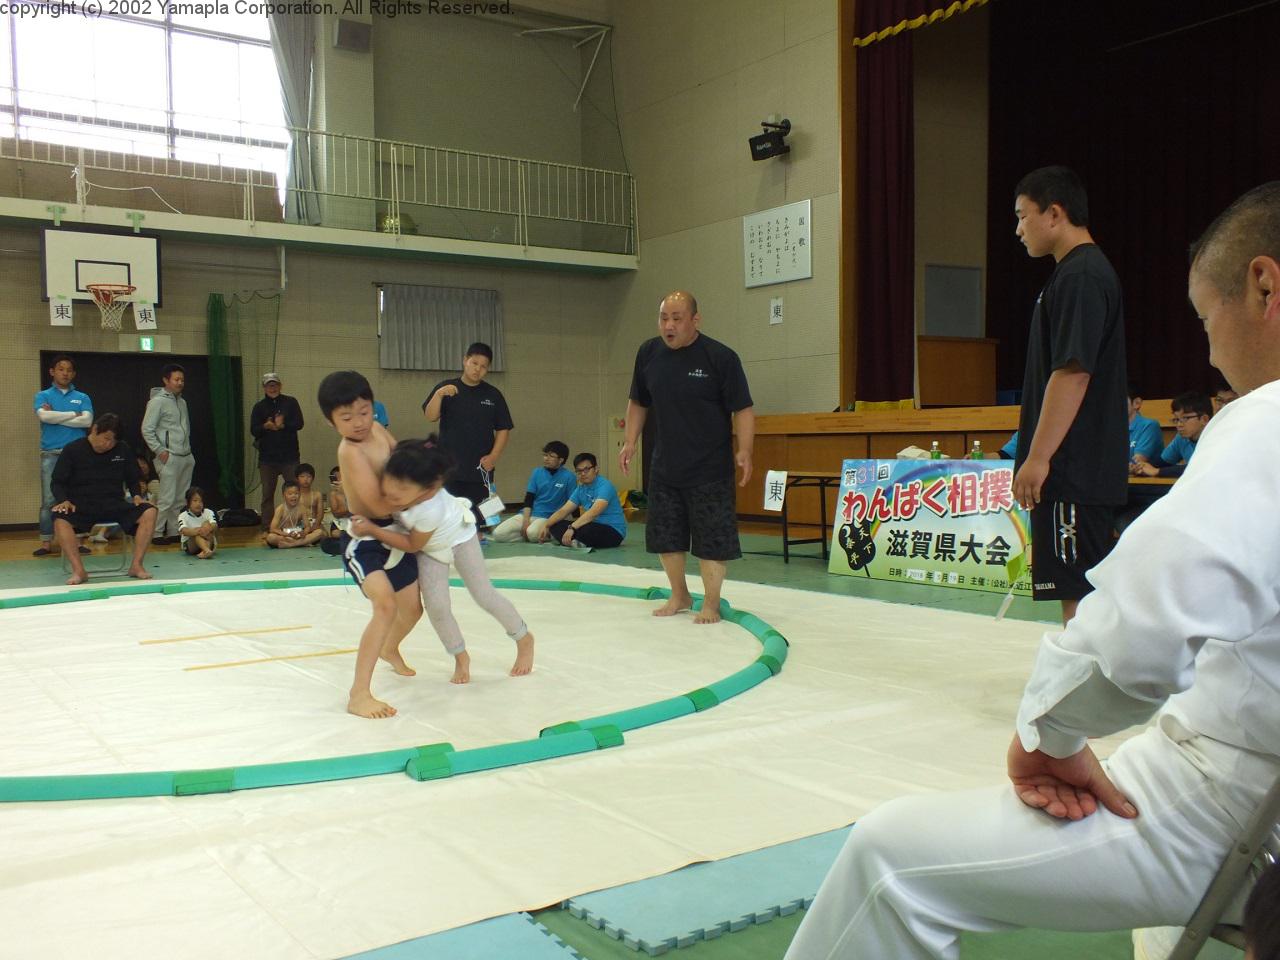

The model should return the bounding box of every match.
[379,284,505,371]
[268,14,318,225]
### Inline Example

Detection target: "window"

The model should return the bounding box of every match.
[2,12,286,184]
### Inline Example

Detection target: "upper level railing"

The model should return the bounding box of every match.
[0,88,637,255]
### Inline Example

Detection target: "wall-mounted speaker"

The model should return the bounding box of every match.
[333,19,372,53]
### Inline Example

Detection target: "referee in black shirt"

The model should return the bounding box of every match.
[620,291,755,625]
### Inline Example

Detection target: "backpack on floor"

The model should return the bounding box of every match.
[217,507,261,527]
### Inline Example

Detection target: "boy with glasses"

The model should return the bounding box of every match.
[540,453,627,551]
[1131,391,1212,478]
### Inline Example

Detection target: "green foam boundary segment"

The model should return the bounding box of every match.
[0,576,352,610]
[582,695,698,732]
[0,577,786,802]
[706,661,774,701]
[409,727,624,781]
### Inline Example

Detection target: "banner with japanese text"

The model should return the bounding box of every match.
[827,459,1032,596]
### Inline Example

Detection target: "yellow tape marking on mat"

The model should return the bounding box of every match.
[142,625,312,646]
[185,648,357,671]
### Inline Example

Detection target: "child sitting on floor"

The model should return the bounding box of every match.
[266,480,324,548]
[177,486,218,558]
[295,462,325,532]
[349,436,535,684]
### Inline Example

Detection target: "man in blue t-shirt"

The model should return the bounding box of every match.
[1132,391,1211,479]
[32,354,93,557]
[1126,387,1164,463]
[541,453,627,551]
[491,440,575,542]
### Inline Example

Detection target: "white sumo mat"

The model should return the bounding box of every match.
[0,557,1126,959]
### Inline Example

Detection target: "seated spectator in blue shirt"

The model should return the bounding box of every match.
[1126,385,1164,463]
[490,440,575,543]
[1132,391,1212,478]
[999,431,1018,459]
[540,452,627,551]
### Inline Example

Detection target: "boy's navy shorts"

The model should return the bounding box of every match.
[340,529,418,593]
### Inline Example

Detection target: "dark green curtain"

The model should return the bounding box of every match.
[207,293,245,506]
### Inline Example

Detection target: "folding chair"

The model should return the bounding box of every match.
[1167,769,1280,959]
[62,523,133,580]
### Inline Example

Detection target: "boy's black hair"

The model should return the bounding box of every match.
[161,363,186,380]
[317,370,374,422]
[48,353,75,371]
[184,486,205,506]
[1244,859,1280,960]
[573,452,598,469]
[464,342,493,361]
[1171,391,1213,419]
[295,462,316,479]
[329,466,340,482]
[543,440,570,460]
[92,412,121,435]
[1127,383,1143,401]
[282,479,300,492]
[1014,165,1090,227]
[384,435,455,488]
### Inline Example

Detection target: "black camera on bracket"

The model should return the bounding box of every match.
[749,118,792,161]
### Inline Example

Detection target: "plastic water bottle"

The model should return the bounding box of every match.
[970,440,983,460]
[930,441,942,460]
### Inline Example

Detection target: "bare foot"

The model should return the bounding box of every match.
[347,691,396,719]
[380,647,416,676]
[510,632,535,676]
[693,604,722,625]
[128,565,153,581]
[653,593,693,617]
[450,651,471,685]
[65,572,86,586]
[197,550,213,559]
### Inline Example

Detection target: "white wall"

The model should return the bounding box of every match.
[602,0,840,416]
[913,5,990,333]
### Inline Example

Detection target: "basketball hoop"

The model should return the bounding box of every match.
[86,283,136,332]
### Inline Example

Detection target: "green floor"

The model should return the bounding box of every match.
[0,524,1055,628]
[10,526,1233,960]
[533,908,1156,960]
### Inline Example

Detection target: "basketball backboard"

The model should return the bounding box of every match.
[41,228,162,307]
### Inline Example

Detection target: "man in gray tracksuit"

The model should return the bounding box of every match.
[141,363,195,542]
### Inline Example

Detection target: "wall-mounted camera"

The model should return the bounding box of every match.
[749,118,791,161]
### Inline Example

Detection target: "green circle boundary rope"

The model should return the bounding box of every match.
[0,577,789,802]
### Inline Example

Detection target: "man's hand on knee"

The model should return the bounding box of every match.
[1006,734,1138,822]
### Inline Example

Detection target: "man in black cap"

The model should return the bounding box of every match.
[250,372,304,530]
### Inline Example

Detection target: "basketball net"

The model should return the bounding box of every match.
[86,283,136,332]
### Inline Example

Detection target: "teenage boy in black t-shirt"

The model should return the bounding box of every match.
[1012,166,1128,624]
[621,291,755,624]
[422,342,514,526]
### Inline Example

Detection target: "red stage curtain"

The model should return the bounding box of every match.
[852,0,990,402]
[854,7,914,402]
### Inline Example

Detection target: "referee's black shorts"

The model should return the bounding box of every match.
[1029,500,1116,601]
[57,499,155,536]
[644,476,741,561]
